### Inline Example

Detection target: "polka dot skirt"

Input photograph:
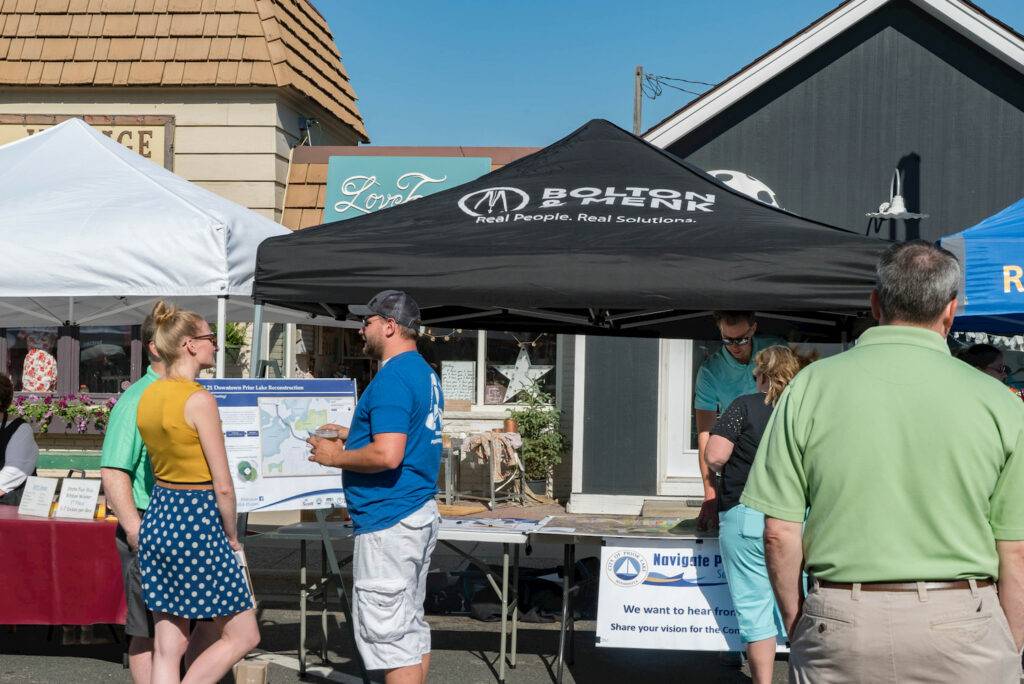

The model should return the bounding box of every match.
[138,486,254,619]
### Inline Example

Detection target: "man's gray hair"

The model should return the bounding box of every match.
[875,240,960,324]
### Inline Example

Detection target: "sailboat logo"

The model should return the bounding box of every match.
[605,550,649,587]
[614,557,642,580]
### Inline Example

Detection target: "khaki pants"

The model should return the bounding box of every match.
[790,581,1021,684]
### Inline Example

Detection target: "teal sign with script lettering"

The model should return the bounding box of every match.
[323,156,492,222]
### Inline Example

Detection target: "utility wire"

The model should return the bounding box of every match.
[641,73,716,100]
[655,75,717,86]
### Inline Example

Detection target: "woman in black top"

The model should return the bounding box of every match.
[705,345,809,684]
[0,373,38,506]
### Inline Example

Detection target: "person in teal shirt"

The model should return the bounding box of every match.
[101,316,162,683]
[693,311,785,531]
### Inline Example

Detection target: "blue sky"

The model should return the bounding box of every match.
[313,1,1024,147]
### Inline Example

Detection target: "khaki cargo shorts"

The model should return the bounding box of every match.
[351,500,439,671]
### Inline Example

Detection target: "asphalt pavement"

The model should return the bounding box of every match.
[0,610,786,683]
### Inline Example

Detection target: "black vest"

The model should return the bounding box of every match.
[0,414,33,506]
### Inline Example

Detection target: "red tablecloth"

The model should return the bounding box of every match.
[0,505,126,625]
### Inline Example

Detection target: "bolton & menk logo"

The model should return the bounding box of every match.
[457,185,716,218]
[605,549,649,587]
[458,187,531,217]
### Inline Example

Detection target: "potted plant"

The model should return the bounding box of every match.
[222,322,248,365]
[508,383,566,497]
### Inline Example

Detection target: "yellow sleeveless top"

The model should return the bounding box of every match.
[137,378,213,484]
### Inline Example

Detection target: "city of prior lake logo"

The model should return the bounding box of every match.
[457,187,530,217]
[606,549,649,587]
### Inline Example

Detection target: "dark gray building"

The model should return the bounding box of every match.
[570,0,1024,513]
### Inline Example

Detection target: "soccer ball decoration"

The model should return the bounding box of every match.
[708,169,783,209]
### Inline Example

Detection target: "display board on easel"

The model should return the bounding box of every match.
[200,378,356,512]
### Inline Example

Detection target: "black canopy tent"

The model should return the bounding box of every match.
[253,120,888,353]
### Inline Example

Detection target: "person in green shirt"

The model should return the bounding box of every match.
[101,315,162,683]
[693,311,785,531]
[742,241,1024,683]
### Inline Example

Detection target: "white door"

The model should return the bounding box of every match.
[656,339,704,496]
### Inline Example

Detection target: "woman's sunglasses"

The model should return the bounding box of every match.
[186,333,218,346]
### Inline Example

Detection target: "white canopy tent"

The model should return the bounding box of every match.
[0,118,352,377]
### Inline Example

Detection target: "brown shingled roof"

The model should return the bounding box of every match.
[282,146,540,230]
[0,0,367,141]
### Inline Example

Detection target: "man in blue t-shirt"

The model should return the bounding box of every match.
[694,311,785,531]
[308,290,442,683]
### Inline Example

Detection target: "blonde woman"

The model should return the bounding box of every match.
[136,301,259,683]
[705,345,810,684]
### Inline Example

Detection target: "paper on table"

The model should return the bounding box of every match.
[440,517,545,534]
[54,478,101,519]
[17,476,58,518]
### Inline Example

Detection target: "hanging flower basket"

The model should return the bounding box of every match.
[11,393,117,434]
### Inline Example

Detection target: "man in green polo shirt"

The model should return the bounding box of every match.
[742,241,1024,682]
[694,311,784,531]
[101,314,161,682]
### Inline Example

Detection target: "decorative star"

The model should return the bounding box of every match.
[493,348,553,403]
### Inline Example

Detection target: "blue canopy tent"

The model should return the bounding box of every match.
[941,198,1024,335]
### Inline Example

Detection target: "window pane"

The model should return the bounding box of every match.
[418,329,479,404]
[6,328,59,392]
[79,326,132,394]
[485,332,556,404]
[310,328,376,392]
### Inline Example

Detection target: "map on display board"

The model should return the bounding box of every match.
[200,378,357,512]
[259,396,351,477]
[597,538,787,652]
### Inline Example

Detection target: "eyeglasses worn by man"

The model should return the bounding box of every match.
[306,290,443,684]
[742,241,1024,683]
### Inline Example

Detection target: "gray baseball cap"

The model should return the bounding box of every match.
[348,290,421,329]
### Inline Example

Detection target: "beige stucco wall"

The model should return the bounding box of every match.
[0,87,360,220]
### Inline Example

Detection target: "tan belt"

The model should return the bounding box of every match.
[818,579,994,592]
[156,480,213,491]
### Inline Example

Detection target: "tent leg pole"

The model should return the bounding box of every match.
[250,303,264,378]
[284,324,295,378]
[216,296,227,378]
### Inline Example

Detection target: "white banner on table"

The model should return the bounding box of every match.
[54,478,102,519]
[597,538,745,651]
[17,476,58,517]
